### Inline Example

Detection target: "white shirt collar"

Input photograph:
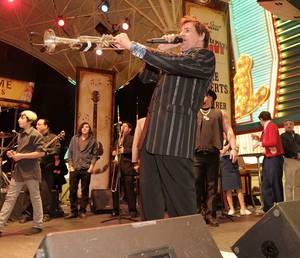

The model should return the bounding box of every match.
[263,120,271,130]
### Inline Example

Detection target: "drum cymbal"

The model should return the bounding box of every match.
[0,132,13,138]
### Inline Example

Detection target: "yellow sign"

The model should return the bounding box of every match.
[234,55,269,120]
[0,77,34,108]
[185,2,232,121]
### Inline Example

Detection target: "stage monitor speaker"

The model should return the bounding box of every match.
[90,189,113,213]
[34,214,222,258]
[232,200,300,258]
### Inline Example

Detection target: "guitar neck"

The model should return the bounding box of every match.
[43,131,64,149]
[44,136,59,149]
[93,102,98,139]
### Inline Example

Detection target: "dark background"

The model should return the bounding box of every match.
[0,41,155,145]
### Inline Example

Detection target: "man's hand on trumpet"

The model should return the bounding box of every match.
[114,33,132,50]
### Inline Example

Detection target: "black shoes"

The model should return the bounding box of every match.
[64,213,78,219]
[43,214,51,222]
[79,213,86,219]
[205,217,219,227]
[111,210,119,217]
[129,211,137,218]
[24,227,42,235]
[19,214,32,224]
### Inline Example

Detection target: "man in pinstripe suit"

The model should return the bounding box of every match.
[115,16,216,220]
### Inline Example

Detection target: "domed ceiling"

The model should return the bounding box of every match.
[0,0,182,87]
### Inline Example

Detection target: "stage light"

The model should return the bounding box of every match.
[57,17,65,27]
[7,0,15,2]
[121,18,130,31]
[98,1,109,13]
[96,49,103,56]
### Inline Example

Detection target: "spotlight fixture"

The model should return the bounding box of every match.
[121,18,130,31]
[98,0,109,13]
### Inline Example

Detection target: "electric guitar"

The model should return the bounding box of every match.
[44,130,65,149]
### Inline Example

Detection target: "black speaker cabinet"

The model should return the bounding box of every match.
[232,200,300,258]
[90,189,113,213]
[34,214,222,258]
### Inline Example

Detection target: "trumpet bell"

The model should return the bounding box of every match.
[43,29,81,53]
[43,29,57,53]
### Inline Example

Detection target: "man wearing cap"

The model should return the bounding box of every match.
[0,110,45,236]
[194,89,238,226]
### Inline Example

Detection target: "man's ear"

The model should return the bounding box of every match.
[199,32,205,42]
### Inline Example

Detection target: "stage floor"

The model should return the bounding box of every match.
[0,206,262,258]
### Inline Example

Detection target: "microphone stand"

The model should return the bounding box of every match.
[0,133,18,189]
[101,158,137,224]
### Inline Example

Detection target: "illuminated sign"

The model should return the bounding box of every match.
[234,55,270,121]
[0,77,34,108]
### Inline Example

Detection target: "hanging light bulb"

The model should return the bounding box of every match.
[121,18,130,31]
[96,48,103,56]
[57,16,65,27]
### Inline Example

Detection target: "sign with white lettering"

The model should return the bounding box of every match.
[185,2,232,122]
[0,77,34,108]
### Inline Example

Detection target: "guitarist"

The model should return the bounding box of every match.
[0,110,45,236]
[36,119,62,221]
[20,119,62,223]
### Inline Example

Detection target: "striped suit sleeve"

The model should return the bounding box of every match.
[139,63,160,84]
[142,48,215,79]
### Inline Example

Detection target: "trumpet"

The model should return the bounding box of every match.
[43,29,122,53]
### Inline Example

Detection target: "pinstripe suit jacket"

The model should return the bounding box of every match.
[139,48,215,159]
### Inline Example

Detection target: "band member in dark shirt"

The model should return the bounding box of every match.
[194,90,237,226]
[65,122,98,219]
[36,118,61,221]
[0,110,45,236]
[114,16,215,220]
[112,122,137,218]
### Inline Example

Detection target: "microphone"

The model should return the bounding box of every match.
[12,130,19,135]
[114,122,122,126]
[12,130,20,139]
[146,36,183,44]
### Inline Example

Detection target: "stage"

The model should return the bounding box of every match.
[0,205,262,258]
